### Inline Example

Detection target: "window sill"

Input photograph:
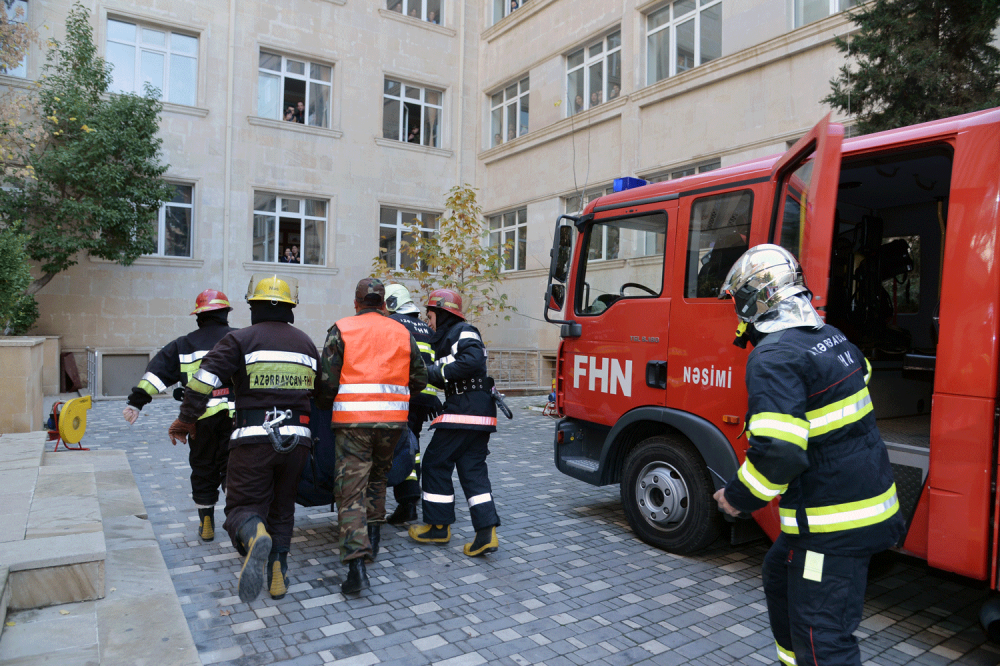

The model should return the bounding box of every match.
[248,116,344,139]
[378,9,456,37]
[242,261,339,276]
[374,137,453,158]
[89,255,204,268]
[500,267,549,279]
[318,0,346,4]
[584,258,627,272]
[162,102,209,118]
[630,255,665,267]
[0,73,33,90]
[482,0,555,42]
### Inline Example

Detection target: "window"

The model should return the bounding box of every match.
[566,31,622,116]
[492,0,527,26]
[646,0,721,86]
[106,19,197,105]
[387,0,442,24]
[576,213,668,316]
[566,186,617,260]
[2,1,28,78]
[379,207,439,270]
[794,0,857,27]
[489,208,527,272]
[490,77,529,147]
[684,190,752,298]
[645,160,721,183]
[252,193,327,265]
[258,52,331,128]
[150,184,193,257]
[383,79,442,148]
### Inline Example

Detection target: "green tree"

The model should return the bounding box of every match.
[0,224,38,335]
[371,185,515,324]
[0,2,172,297]
[825,0,1000,134]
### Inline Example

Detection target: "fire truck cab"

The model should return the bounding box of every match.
[544,110,1000,596]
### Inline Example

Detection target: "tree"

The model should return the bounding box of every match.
[0,224,38,334]
[824,0,1000,134]
[371,185,515,324]
[0,2,172,297]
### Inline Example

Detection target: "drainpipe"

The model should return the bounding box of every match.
[222,0,237,294]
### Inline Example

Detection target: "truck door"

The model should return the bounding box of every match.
[768,114,844,311]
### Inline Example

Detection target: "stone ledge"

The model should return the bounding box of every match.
[0,531,106,574]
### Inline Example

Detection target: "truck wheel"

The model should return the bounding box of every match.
[620,435,723,554]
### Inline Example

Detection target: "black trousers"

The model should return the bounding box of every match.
[392,410,424,504]
[763,533,870,666]
[421,427,499,531]
[189,410,232,507]
[222,441,309,553]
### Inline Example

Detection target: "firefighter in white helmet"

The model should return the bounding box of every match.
[714,245,904,666]
[169,275,319,604]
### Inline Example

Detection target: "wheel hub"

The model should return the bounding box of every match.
[635,461,689,532]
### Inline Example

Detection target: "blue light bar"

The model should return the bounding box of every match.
[613,177,648,192]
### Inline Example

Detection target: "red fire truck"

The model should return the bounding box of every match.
[544,110,1000,610]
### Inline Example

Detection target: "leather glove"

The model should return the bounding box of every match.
[425,395,444,422]
[168,419,197,446]
[122,406,140,425]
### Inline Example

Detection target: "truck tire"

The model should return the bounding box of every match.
[620,435,723,554]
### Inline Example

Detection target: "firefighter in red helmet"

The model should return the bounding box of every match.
[124,289,237,543]
[409,288,501,556]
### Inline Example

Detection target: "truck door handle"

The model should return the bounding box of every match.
[646,361,667,389]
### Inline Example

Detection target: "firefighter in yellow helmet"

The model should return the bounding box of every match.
[124,289,236,542]
[169,274,319,603]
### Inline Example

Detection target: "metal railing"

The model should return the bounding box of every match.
[487,349,557,390]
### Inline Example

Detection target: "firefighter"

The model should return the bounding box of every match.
[123,289,236,542]
[383,283,443,525]
[713,245,904,666]
[168,275,319,604]
[408,288,501,557]
[314,278,427,595]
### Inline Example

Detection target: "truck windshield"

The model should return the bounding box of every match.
[576,212,668,315]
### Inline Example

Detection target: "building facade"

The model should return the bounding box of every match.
[3,0,870,374]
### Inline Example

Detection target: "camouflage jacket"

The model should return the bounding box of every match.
[314,308,428,428]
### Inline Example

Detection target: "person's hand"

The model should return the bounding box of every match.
[425,396,443,421]
[168,419,197,446]
[123,406,139,425]
[713,488,740,517]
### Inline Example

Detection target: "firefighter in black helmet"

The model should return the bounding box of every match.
[714,245,904,666]
[124,289,236,542]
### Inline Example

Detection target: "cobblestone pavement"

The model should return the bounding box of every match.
[80,396,999,666]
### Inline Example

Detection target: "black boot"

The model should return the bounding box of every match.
[341,558,370,595]
[267,550,288,600]
[386,501,418,525]
[463,526,499,557]
[198,508,215,542]
[368,523,381,561]
[236,517,271,603]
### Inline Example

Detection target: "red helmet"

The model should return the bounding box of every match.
[191,289,232,315]
[425,288,464,320]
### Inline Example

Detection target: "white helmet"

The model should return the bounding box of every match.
[718,244,810,323]
[384,283,419,315]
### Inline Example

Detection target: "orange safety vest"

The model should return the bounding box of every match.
[331,313,412,425]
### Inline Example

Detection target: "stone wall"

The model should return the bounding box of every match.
[0,338,45,433]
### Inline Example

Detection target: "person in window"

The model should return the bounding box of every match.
[280,248,294,263]
[290,246,301,263]
[284,107,296,122]
[509,0,518,12]
[507,126,516,141]
[407,124,421,144]
[294,101,305,124]
[590,91,602,107]
[609,83,621,100]
[574,95,584,114]
[388,0,402,11]
[428,10,438,23]
[409,7,418,16]
[493,133,502,147]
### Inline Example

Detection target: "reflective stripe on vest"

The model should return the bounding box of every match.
[244,349,316,391]
[737,458,787,502]
[231,425,311,440]
[139,372,166,395]
[189,368,223,394]
[179,350,209,382]
[778,483,899,535]
[431,414,497,427]
[200,397,231,420]
[776,642,796,666]
[417,342,437,395]
[747,412,809,450]
[332,314,412,424]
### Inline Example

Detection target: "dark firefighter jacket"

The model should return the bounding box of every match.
[426,318,496,433]
[389,312,440,410]
[179,321,320,448]
[127,321,237,420]
[313,308,427,428]
[723,324,905,556]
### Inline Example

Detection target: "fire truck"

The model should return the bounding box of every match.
[544,110,1000,610]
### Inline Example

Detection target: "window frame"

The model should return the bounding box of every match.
[382,78,444,148]
[489,76,529,147]
[252,192,329,266]
[378,206,440,272]
[644,159,721,184]
[492,0,526,26]
[257,50,333,129]
[387,0,443,24]
[105,16,199,106]
[565,186,617,261]
[489,208,528,272]
[793,0,857,28]
[566,30,622,117]
[683,189,754,299]
[3,0,29,78]
[645,0,722,86]
[148,183,195,258]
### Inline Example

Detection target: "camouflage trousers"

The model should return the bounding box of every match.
[333,426,401,562]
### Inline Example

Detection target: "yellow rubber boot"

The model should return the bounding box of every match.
[463,526,499,557]
[237,519,271,603]
[408,524,451,543]
[198,508,215,542]
[268,551,288,600]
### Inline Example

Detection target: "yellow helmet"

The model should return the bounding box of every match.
[246,273,298,305]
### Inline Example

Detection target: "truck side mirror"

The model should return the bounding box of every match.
[547,284,565,311]
[553,225,573,283]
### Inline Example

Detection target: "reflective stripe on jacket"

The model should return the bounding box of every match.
[723,324,904,556]
[331,313,412,425]
[427,320,496,432]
